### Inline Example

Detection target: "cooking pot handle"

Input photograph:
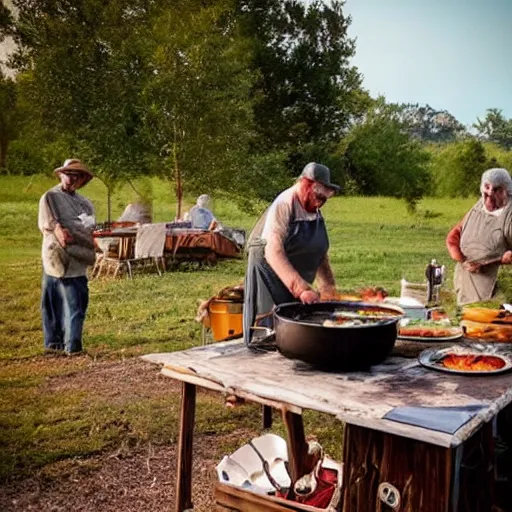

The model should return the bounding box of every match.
[249,326,276,351]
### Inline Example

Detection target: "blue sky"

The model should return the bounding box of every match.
[340,0,512,126]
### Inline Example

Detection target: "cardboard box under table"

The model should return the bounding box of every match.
[143,341,512,512]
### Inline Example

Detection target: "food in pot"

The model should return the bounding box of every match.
[442,354,506,372]
[314,306,402,328]
[323,318,366,327]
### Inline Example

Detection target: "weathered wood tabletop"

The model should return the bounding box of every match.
[143,340,512,448]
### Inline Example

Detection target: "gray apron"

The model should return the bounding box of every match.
[243,200,329,346]
[455,200,512,304]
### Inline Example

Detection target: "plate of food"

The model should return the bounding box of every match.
[419,343,512,376]
[398,319,463,342]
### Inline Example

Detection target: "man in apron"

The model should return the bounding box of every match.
[244,162,339,347]
[446,168,512,305]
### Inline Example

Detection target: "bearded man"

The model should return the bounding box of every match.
[446,168,512,305]
[243,162,339,347]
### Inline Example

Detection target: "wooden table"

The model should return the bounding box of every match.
[94,228,241,262]
[143,341,512,512]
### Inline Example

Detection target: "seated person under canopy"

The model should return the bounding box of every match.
[446,167,512,305]
[187,194,218,230]
[243,162,339,347]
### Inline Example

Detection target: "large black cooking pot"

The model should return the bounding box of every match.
[273,301,403,371]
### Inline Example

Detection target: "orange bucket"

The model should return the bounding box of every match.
[209,299,243,341]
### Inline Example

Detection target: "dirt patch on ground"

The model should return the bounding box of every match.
[0,432,255,511]
[42,356,180,401]
[1,356,259,511]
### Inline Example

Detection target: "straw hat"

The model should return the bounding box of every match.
[54,159,94,186]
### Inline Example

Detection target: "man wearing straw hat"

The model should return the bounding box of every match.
[38,159,96,354]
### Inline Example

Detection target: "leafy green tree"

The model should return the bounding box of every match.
[9,0,156,202]
[429,139,490,197]
[474,108,512,150]
[339,101,431,210]
[141,0,261,218]
[0,71,18,169]
[237,0,367,172]
[484,142,512,172]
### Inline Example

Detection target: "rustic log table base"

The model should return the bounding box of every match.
[342,422,494,512]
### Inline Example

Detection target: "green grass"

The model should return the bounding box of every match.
[2,174,511,482]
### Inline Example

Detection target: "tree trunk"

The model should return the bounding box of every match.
[0,136,8,170]
[107,187,112,224]
[175,162,183,220]
[173,143,183,221]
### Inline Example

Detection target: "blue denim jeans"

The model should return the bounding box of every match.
[41,273,89,353]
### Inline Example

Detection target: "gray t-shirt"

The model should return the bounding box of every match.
[38,185,96,278]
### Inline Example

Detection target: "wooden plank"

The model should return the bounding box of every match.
[282,410,309,482]
[342,424,453,512]
[495,403,512,510]
[335,414,456,448]
[142,341,512,446]
[214,482,324,512]
[175,382,196,512]
[160,367,302,414]
[455,422,494,512]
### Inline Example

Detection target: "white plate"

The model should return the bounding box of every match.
[398,332,463,343]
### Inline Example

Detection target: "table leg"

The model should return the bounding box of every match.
[176,382,196,512]
[281,409,308,482]
[262,405,272,429]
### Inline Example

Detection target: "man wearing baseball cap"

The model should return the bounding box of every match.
[38,159,96,354]
[243,162,340,347]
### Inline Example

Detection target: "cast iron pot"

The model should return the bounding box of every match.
[273,301,403,371]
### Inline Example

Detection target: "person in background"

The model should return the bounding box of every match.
[188,194,217,230]
[38,159,96,354]
[446,167,512,305]
[243,162,339,346]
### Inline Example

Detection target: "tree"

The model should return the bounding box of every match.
[237,0,367,172]
[474,108,512,150]
[398,103,466,142]
[429,139,490,198]
[9,0,157,216]
[0,72,17,169]
[141,0,260,218]
[339,101,431,210]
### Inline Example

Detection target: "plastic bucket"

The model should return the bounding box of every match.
[209,299,243,341]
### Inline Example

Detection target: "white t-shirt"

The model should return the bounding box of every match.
[261,183,318,242]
